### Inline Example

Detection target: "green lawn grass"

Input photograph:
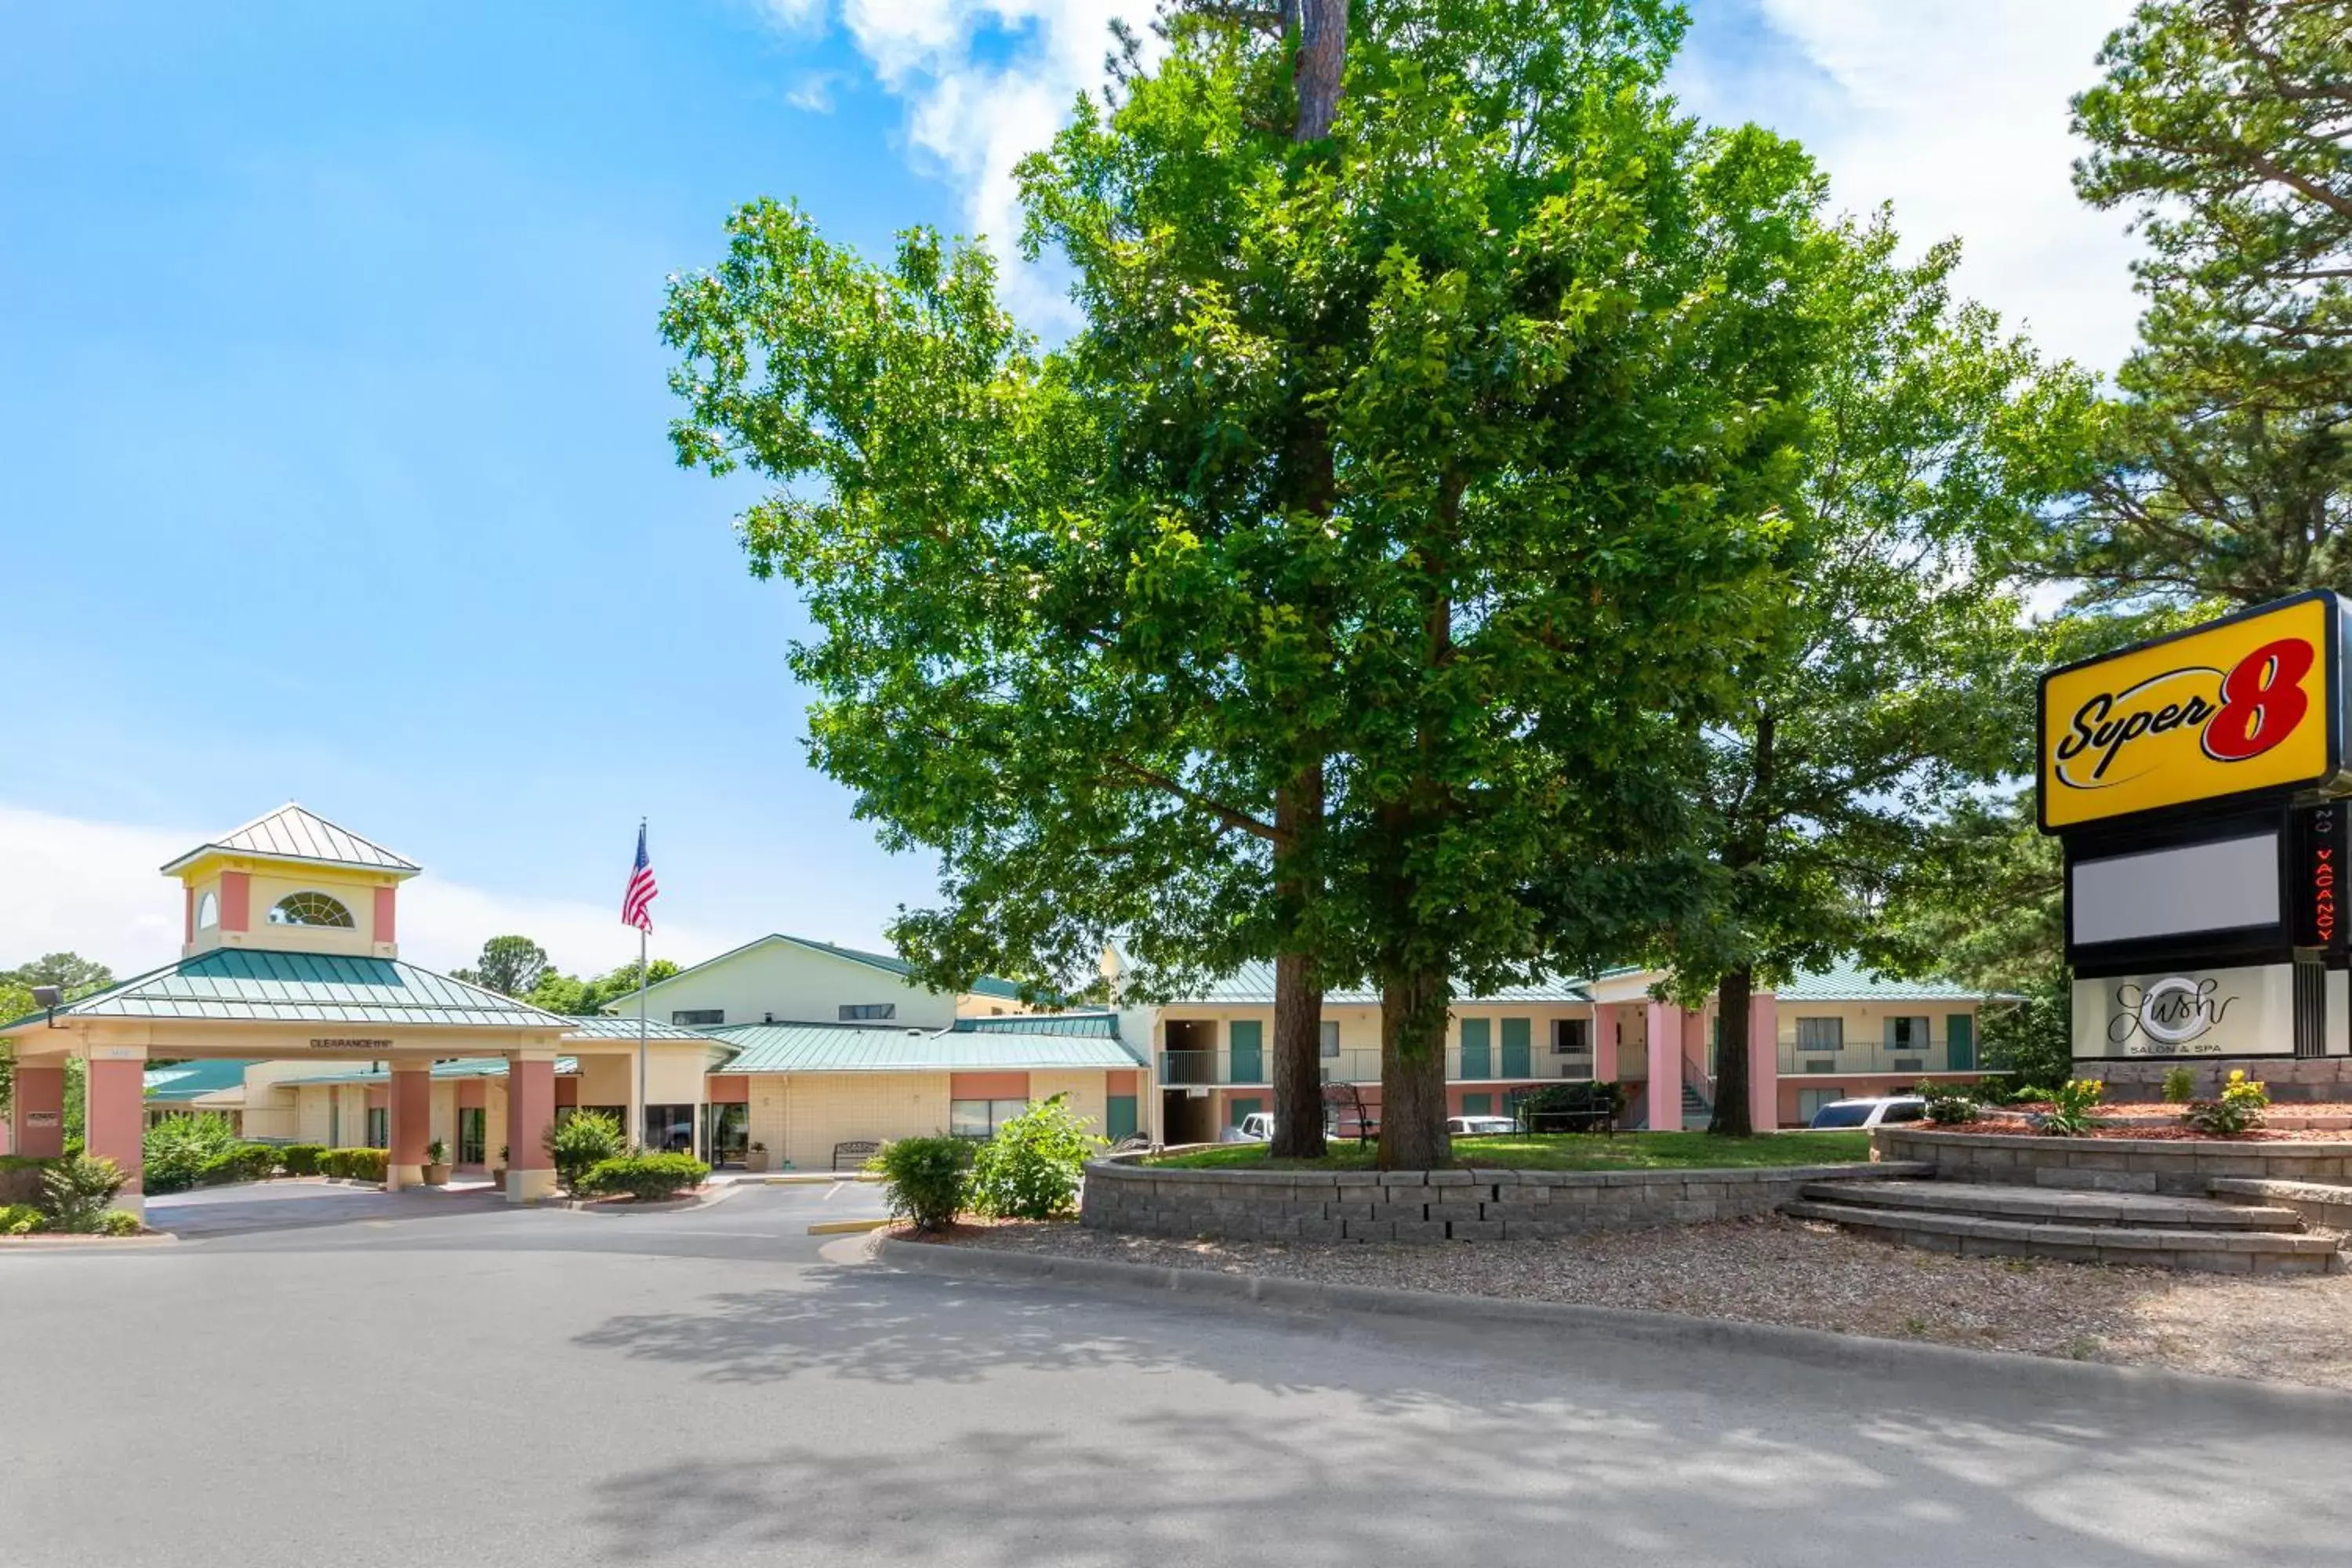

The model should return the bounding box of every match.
[1147,1130,1872,1172]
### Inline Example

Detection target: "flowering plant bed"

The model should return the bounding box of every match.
[1962,1112,2352,1142]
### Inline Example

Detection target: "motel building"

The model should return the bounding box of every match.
[2,806,2007,1207]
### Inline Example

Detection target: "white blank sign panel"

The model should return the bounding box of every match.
[2071,833,2281,947]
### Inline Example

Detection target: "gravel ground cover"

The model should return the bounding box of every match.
[918,1214,2352,1388]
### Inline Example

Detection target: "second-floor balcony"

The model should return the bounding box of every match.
[1777,1036,1975,1076]
[1159,1045,1605,1087]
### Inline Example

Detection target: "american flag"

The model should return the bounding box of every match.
[622,822,658,933]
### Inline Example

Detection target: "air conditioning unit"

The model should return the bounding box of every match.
[1893,1056,1924,1073]
[1805,1059,1835,1074]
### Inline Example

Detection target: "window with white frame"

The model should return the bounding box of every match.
[840,1004,897,1021]
[195,891,219,929]
[1794,1018,1844,1051]
[1320,1021,1341,1058]
[671,1009,724,1026]
[949,1098,1030,1138]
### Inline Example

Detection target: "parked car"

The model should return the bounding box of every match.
[1235,1112,1276,1142]
[1446,1115,1519,1136]
[1806,1095,1927,1130]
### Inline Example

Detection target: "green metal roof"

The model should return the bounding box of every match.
[1180,963,1595,1007]
[1772,961,2002,1004]
[143,1059,260,1102]
[952,1012,1120,1037]
[706,1021,1140,1074]
[274,1055,582,1087]
[558,1015,730,1042]
[9,949,579,1030]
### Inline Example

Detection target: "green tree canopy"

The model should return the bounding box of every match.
[0,953,115,997]
[669,0,1854,1166]
[2048,0,2352,613]
[1648,221,2095,1131]
[452,936,551,999]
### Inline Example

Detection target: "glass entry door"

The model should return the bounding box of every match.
[456,1107,487,1165]
[702,1103,750,1167]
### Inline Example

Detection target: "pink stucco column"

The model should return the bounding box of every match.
[1748,989,1780,1131]
[1645,999,1681,1131]
[1681,1008,1708,1108]
[85,1056,146,1216]
[10,1063,66,1160]
[387,1065,430,1190]
[505,1056,557,1203]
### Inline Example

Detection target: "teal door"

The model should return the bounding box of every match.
[1460,1018,1492,1079]
[1229,1020,1265,1083]
[1500,1018,1532,1079]
[1229,1095,1263,1128]
[1461,1093,1493,1116]
[1105,1094,1138,1141]
[1946,1014,1976,1072]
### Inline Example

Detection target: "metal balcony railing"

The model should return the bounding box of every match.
[1776,1038,1973,1076]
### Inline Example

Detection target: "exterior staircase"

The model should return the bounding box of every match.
[1784,1178,2343,1274]
[1680,1080,1711,1131]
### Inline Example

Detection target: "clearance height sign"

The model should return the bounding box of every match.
[2040,591,2345,833]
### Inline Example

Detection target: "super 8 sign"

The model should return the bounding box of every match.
[2039,591,2345,832]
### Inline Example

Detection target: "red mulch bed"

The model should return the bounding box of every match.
[1957,1108,2352,1142]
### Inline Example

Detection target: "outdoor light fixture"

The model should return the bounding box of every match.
[30,985,62,1025]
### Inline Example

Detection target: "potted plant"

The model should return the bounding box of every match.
[745,1141,771,1174]
[423,1138,452,1186]
[490,1144,508,1183]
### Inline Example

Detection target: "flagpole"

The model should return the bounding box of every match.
[636,817,649,1152]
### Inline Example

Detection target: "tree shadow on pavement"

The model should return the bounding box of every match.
[574,1264,2352,1567]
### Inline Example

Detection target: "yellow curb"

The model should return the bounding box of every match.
[807,1218,893,1236]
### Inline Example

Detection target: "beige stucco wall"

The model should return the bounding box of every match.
[1151,1000,1608,1084]
[619,940,957,1032]
[1029,1071,1109,1135]
[774,1071,953,1171]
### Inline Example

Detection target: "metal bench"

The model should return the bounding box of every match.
[832,1139,880,1172]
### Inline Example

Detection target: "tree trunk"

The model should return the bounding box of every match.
[1377,968,1451,1171]
[1286,0,1347,142]
[1708,965,1755,1137]
[1269,764,1327,1160]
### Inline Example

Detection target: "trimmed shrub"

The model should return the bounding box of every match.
[1921,1087,1980,1126]
[143,1113,242,1196]
[0,1155,49,1205]
[195,1143,282,1186]
[545,1111,628,1196]
[581,1152,710,1203]
[2160,1065,2198,1105]
[1515,1080,1627,1132]
[320,1148,389,1182]
[968,1094,1102,1221]
[96,1210,143,1237]
[279,1144,327,1177]
[870,1135,971,1232]
[38,1156,126,1233]
[0,1202,44,1236]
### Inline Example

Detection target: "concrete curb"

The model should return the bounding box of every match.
[873,1236,2352,1428]
[0,1232,178,1250]
[560,1183,743,1216]
[719,1171,884,1186]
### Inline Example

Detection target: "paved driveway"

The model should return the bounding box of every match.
[1,1185,2347,1567]
[143,1178,510,1237]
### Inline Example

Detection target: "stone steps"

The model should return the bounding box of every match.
[1784,1182,2343,1275]
[1797,1178,2306,1232]
[2209,1177,2352,1231]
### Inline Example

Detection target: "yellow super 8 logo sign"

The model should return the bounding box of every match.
[2040,593,2342,831]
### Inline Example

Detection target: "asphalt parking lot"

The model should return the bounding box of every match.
[2,1182,2348,1568]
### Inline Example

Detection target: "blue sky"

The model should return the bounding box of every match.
[0,0,2142,980]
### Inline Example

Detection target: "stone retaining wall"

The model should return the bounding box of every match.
[1875,1127,2352,1196]
[1079,1156,1929,1243]
[2098,1058,2352,1103]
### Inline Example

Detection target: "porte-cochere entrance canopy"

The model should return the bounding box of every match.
[1,805,592,1208]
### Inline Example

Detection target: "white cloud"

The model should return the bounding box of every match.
[773,2,1158,323]
[1678,0,2147,374]
[786,69,845,112]
[0,803,731,985]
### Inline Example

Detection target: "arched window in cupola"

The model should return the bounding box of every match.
[195,891,219,929]
[267,891,355,929]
